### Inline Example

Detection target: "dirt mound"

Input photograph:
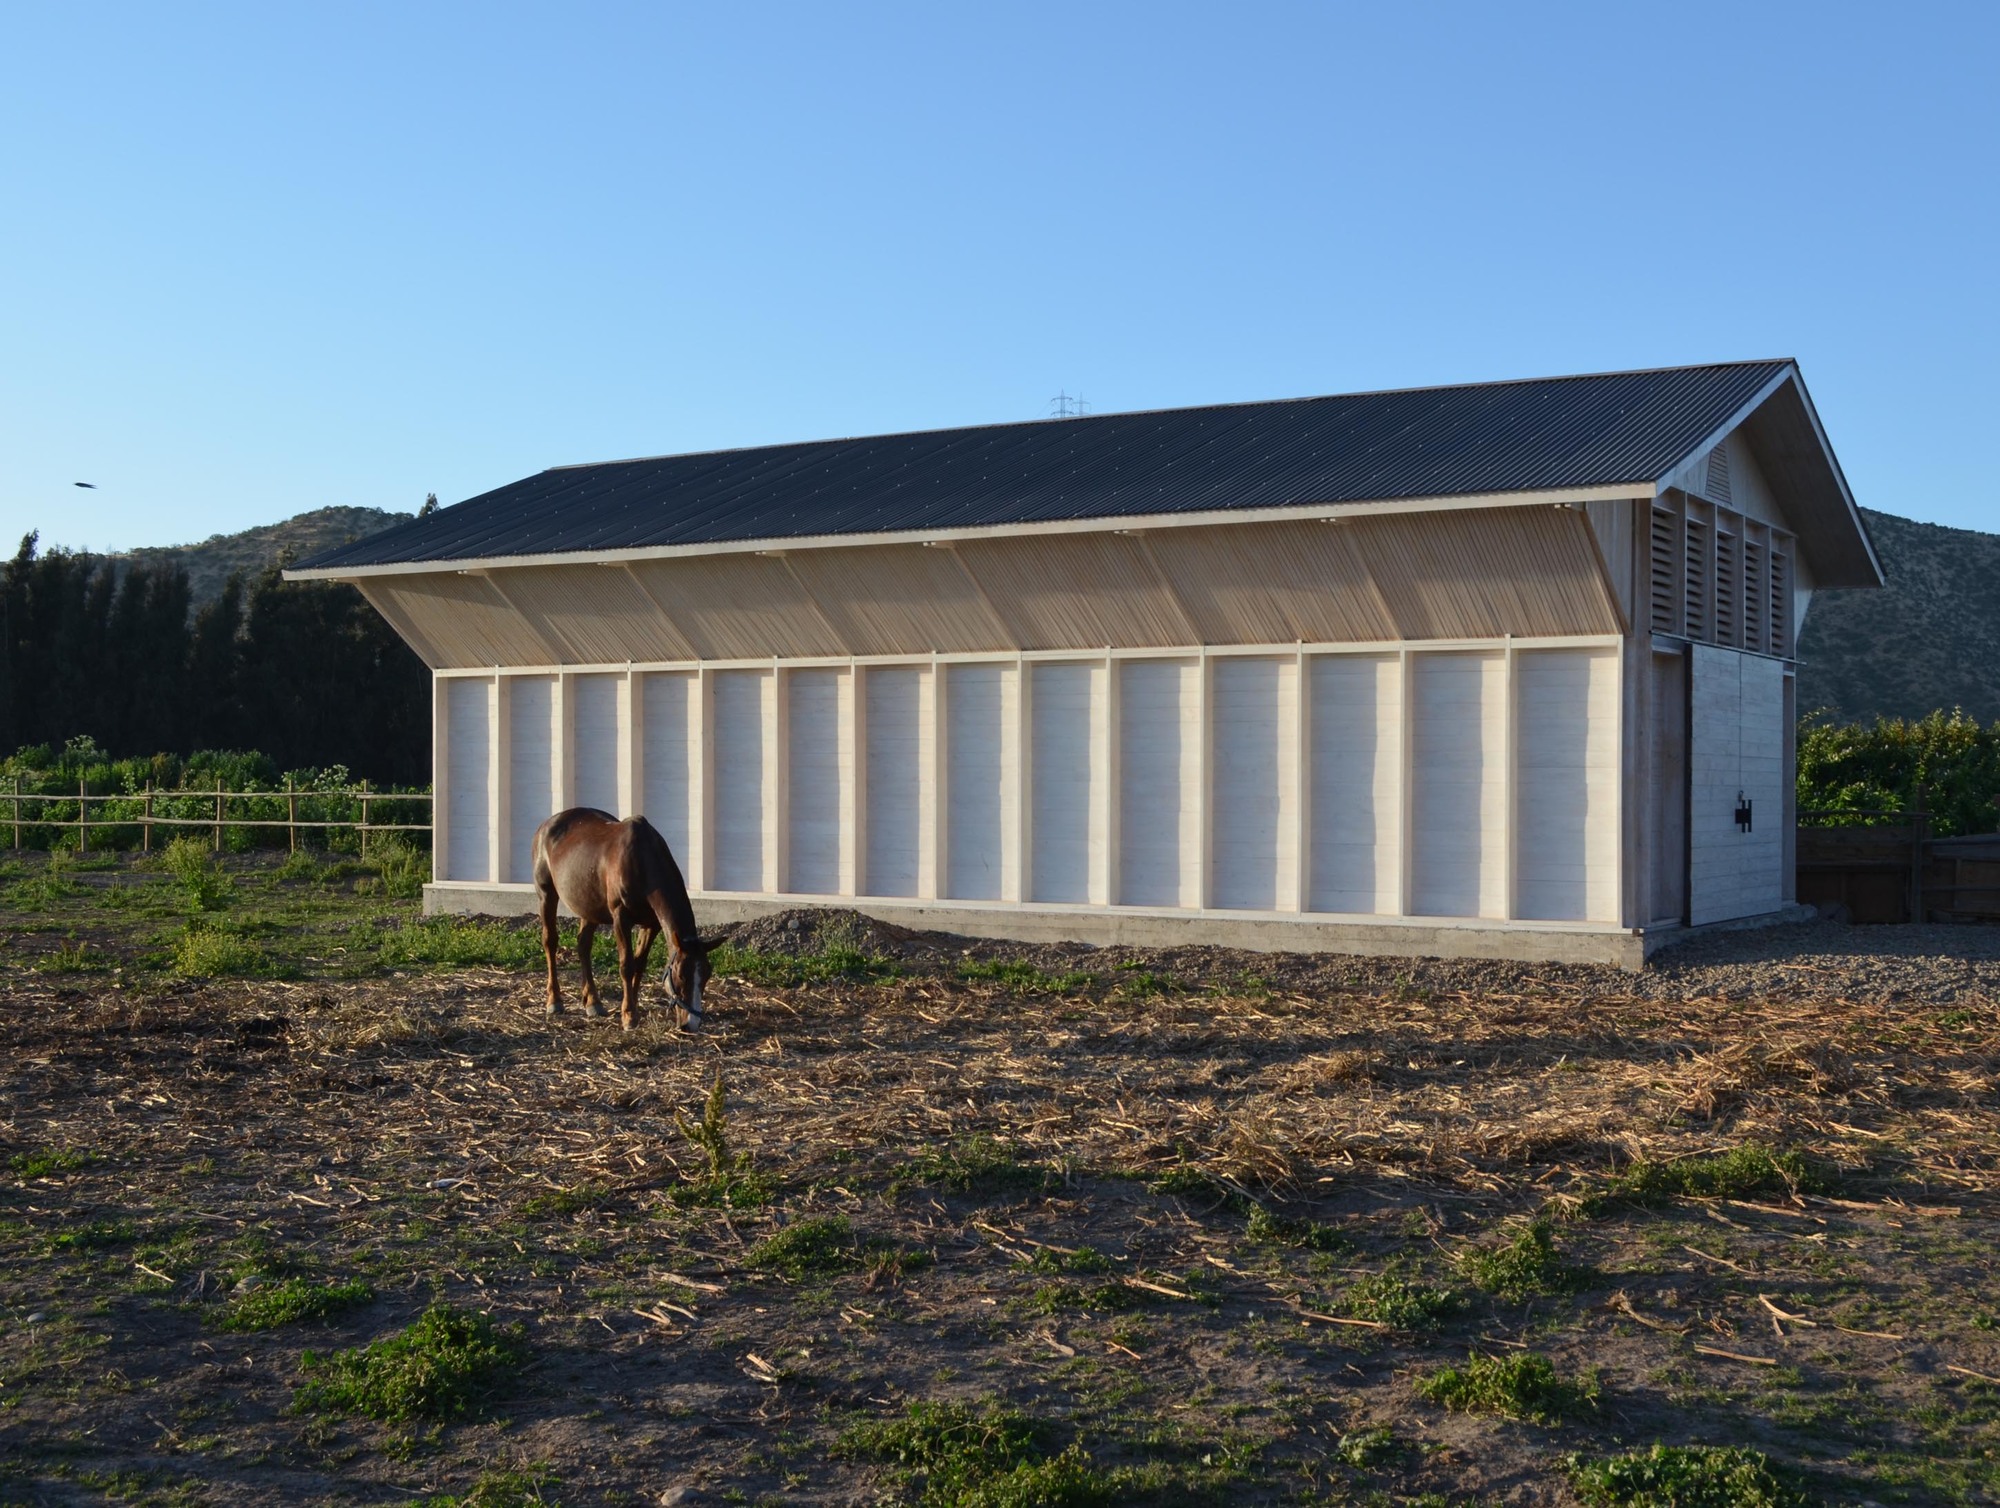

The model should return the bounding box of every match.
[715,906,923,958]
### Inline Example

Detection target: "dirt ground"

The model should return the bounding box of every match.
[4,853,2000,1505]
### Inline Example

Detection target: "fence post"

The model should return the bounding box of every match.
[144,783,153,854]
[78,776,87,855]
[213,789,223,852]
[287,776,298,854]
[13,775,21,851]
[360,780,371,858]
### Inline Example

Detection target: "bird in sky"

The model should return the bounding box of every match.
[73,481,96,489]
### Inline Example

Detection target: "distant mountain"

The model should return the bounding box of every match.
[112,505,413,605]
[1798,507,2000,725]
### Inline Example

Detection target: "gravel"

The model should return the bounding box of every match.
[713,907,2000,1007]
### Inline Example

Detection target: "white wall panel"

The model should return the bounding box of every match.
[946,663,1011,900]
[571,674,621,815]
[1409,653,1507,918]
[1118,658,1200,907]
[787,668,845,895]
[1514,649,1618,921]
[712,669,770,892]
[864,667,924,897]
[1690,646,1785,924]
[1031,662,1101,903]
[640,672,693,867]
[1210,657,1297,910]
[506,676,558,883]
[444,678,492,882]
[1308,655,1400,914]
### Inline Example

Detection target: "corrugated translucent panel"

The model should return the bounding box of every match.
[1514,649,1618,922]
[864,667,925,897]
[1118,658,1200,907]
[1030,662,1099,903]
[957,533,1193,650]
[1351,507,1623,641]
[496,564,697,663]
[786,669,845,895]
[945,664,1010,900]
[506,676,558,883]
[1209,657,1297,911]
[370,573,560,669]
[1145,521,1394,643]
[640,673,693,867]
[571,674,621,815]
[712,670,770,891]
[789,545,1013,656]
[444,678,492,881]
[627,555,845,661]
[1409,653,1507,918]
[1308,655,1400,914]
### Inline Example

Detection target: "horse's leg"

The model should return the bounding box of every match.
[538,882,563,1014]
[577,921,604,1016]
[613,913,641,1032]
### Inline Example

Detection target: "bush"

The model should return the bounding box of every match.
[368,836,429,900]
[1459,1219,1591,1300]
[173,924,286,979]
[1567,1444,1809,1508]
[1798,709,2000,837]
[377,917,543,970]
[296,1304,528,1422]
[1343,1268,1463,1330]
[1585,1146,1823,1214]
[217,1276,374,1332]
[161,836,234,911]
[1415,1351,1598,1424]
[747,1216,865,1280]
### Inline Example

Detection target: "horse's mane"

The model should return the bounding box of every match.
[630,816,701,946]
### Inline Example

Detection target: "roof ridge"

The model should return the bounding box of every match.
[544,358,1796,474]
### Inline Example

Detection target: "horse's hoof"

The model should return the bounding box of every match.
[544,1000,561,1016]
[620,1015,637,1033]
[584,1001,606,1019]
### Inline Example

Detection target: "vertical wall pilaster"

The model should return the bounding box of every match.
[690,668,712,892]
[487,676,507,886]
[767,666,787,893]
[619,670,640,819]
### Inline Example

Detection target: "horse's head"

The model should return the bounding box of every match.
[667,936,713,1030]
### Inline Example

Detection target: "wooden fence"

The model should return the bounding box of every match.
[6,777,431,855]
[1797,792,2000,923]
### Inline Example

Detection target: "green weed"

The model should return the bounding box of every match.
[217,1276,375,1331]
[1245,1205,1349,1253]
[1459,1218,1591,1301]
[273,847,323,883]
[296,1303,528,1422]
[709,938,899,986]
[376,916,543,970]
[1027,1245,1115,1277]
[955,959,1093,994]
[47,1219,137,1253]
[173,923,289,978]
[1343,1268,1463,1330]
[5,852,86,908]
[367,836,429,900]
[521,1182,610,1219]
[1415,1351,1598,1424]
[414,1467,559,1508]
[35,932,101,973]
[898,1136,1050,1198]
[1584,1145,1825,1213]
[9,1146,94,1178]
[747,1216,865,1280]
[669,1075,773,1208]
[161,837,234,911]
[1333,1425,1406,1469]
[1149,1165,1245,1209]
[1566,1443,1809,1508]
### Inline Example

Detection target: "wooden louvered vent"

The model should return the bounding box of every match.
[1714,529,1739,647]
[1649,507,1680,633]
[1705,446,1733,503]
[1769,551,1790,655]
[1743,539,1765,651]
[1682,515,1709,640]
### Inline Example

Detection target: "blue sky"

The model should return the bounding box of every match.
[3,2,1995,553]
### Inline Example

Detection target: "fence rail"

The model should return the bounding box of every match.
[7,777,432,854]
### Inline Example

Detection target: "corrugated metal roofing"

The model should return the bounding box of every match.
[299,360,1792,571]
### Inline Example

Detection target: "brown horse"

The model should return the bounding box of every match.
[530,808,712,1031]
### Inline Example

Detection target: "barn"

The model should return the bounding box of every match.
[290,360,1881,968]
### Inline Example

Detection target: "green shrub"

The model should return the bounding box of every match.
[835,1399,1051,1479]
[1027,1245,1114,1277]
[8,1147,93,1178]
[956,959,1093,994]
[1246,1205,1350,1253]
[414,1469,559,1508]
[1459,1219,1591,1300]
[217,1276,374,1331]
[376,916,543,970]
[1567,1444,1809,1508]
[1415,1351,1598,1424]
[5,851,86,908]
[708,938,899,986]
[669,1075,773,1208]
[296,1304,528,1422]
[369,836,429,900]
[1798,708,2000,838]
[161,836,234,911]
[48,1219,136,1253]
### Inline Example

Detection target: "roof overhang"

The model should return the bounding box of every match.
[284,481,1652,582]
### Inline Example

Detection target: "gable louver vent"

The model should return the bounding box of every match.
[1704,446,1733,504]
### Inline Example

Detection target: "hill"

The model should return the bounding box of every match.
[111,505,412,604]
[1798,507,2000,725]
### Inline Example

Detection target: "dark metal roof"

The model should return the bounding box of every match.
[300,360,1794,571]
